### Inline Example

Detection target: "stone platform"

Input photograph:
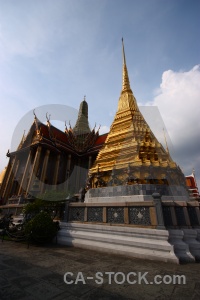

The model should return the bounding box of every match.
[58,222,200,264]
[85,184,189,203]
[58,196,200,264]
[58,222,179,264]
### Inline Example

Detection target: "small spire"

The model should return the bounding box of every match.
[46,112,51,126]
[33,109,39,131]
[73,98,91,134]
[64,121,68,132]
[17,130,26,150]
[121,38,132,94]
[33,109,36,119]
[122,38,126,65]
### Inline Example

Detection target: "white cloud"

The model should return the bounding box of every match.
[149,65,200,144]
[147,65,200,185]
[99,125,110,135]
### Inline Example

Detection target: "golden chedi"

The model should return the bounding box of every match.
[88,39,186,193]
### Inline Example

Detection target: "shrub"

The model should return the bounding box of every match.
[24,211,59,243]
[23,199,44,220]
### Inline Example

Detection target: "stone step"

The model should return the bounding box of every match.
[58,222,179,264]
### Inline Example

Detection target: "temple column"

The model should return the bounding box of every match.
[152,192,165,230]
[4,159,19,200]
[88,155,92,170]
[13,160,20,195]
[67,154,71,172]
[65,154,71,192]
[18,151,32,195]
[1,156,17,200]
[26,146,42,196]
[76,158,81,193]
[40,149,50,193]
[0,159,12,198]
[52,154,60,189]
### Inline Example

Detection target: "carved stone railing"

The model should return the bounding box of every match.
[162,200,200,229]
[66,198,200,229]
[67,201,158,228]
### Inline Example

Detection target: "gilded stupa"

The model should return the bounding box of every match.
[87,40,187,196]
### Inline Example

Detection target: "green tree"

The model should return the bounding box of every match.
[24,211,59,243]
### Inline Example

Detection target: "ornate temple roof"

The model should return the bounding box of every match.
[186,170,200,199]
[12,99,104,156]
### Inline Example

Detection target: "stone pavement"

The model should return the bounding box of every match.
[0,240,200,300]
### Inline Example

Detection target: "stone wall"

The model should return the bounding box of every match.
[85,184,189,203]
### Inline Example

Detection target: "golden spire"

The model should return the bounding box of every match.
[121,38,132,94]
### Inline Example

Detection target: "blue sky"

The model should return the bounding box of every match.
[0,0,200,187]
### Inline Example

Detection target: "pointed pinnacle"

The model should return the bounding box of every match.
[121,38,132,94]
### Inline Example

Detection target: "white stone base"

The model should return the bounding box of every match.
[84,195,189,203]
[57,222,179,264]
[84,194,149,203]
[182,229,200,261]
[168,229,195,263]
[196,229,200,242]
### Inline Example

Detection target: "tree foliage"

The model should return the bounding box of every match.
[24,211,59,243]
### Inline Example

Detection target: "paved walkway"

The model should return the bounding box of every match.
[0,240,200,300]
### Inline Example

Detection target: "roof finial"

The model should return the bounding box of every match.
[46,112,51,122]
[33,109,39,131]
[121,38,132,94]
[122,37,126,65]
[46,112,51,127]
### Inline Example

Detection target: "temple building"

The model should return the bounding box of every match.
[186,170,200,200]
[0,40,196,205]
[0,98,107,204]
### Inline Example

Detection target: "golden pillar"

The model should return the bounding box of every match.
[26,146,42,196]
